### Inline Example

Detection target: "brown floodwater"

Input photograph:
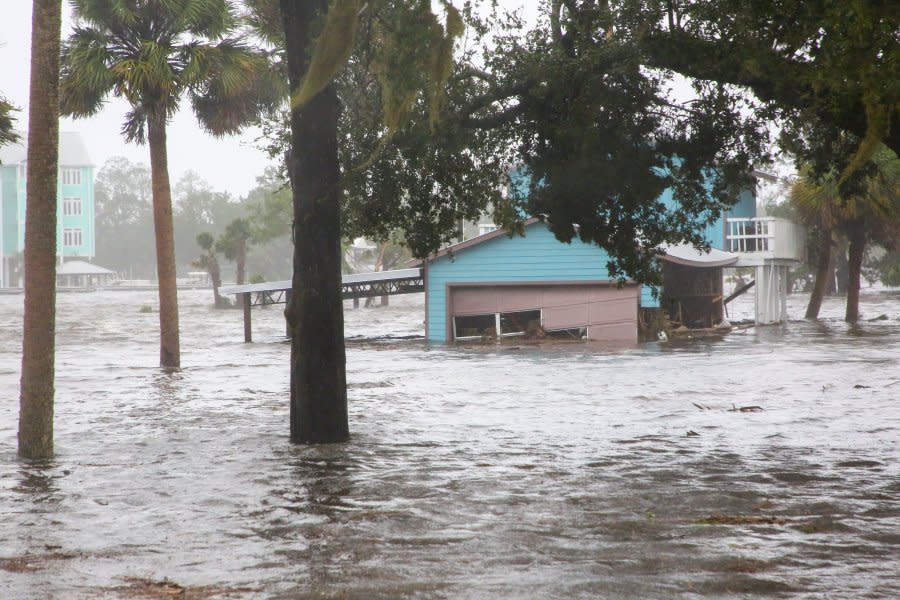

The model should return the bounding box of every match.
[1,287,898,598]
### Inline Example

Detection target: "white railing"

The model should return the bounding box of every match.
[726,217,805,262]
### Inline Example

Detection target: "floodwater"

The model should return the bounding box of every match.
[1,286,898,599]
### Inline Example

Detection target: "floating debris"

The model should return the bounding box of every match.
[686,430,701,437]
[698,514,787,526]
[729,404,764,412]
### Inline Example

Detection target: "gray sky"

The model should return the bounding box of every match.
[1,1,538,198]
[1,2,269,197]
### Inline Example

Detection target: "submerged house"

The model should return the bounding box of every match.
[421,182,804,343]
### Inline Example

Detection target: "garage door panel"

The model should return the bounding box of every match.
[452,287,498,314]
[590,285,637,302]
[543,304,590,330]
[498,287,542,312]
[587,322,637,343]
[542,285,589,307]
[588,297,636,324]
[450,283,637,342]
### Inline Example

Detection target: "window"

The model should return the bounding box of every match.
[478,223,498,236]
[61,168,81,186]
[499,310,541,337]
[453,314,497,340]
[63,196,82,216]
[454,309,543,341]
[63,228,83,247]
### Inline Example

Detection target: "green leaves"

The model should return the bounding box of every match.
[61,0,278,143]
[291,0,360,109]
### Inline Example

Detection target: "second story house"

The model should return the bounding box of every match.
[0,131,95,287]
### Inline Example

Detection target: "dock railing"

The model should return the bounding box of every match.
[726,217,805,262]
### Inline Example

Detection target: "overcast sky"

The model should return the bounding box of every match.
[1,2,538,198]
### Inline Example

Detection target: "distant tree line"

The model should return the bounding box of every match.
[93,157,292,285]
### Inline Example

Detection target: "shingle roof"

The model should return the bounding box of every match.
[0,131,93,166]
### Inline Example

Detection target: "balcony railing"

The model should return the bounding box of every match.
[726,217,805,262]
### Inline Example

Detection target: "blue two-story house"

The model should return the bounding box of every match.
[0,131,95,287]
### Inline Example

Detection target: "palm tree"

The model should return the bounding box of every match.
[19,0,62,459]
[0,95,17,147]
[193,232,226,308]
[60,0,280,368]
[791,147,900,322]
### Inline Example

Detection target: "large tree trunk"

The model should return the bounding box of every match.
[281,0,349,443]
[805,226,834,319]
[845,218,866,323]
[19,0,62,459]
[147,114,181,368]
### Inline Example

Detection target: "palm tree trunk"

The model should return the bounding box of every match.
[19,0,62,459]
[845,219,866,323]
[805,226,833,319]
[282,0,349,443]
[147,113,181,368]
[236,241,246,285]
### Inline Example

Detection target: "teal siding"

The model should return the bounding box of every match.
[657,185,757,251]
[2,164,95,260]
[426,223,654,341]
[59,166,95,257]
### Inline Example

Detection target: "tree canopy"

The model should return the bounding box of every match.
[632,0,900,183]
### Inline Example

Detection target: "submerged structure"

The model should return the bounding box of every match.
[420,189,804,343]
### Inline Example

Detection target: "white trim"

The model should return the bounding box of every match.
[63,196,82,216]
[63,227,83,247]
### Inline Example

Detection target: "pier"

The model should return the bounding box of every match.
[220,268,424,342]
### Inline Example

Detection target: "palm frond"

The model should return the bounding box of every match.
[60,27,117,117]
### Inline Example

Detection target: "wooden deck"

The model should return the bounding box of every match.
[220,268,424,341]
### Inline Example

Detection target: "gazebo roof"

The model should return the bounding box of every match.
[57,260,115,275]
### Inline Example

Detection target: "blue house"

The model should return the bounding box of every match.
[421,177,789,343]
[0,132,96,287]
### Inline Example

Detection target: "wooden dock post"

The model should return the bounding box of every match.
[243,292,252,342]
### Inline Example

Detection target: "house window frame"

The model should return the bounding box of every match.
[61,168,81,186]
[63,227,83,247]
[453,308,543,341]
[63,196,82,216]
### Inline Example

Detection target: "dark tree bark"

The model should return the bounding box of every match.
[845,218,866,323]
[805,227,833,320]
[281,0,349,443]
[19,0,62,459]
[147,113,181,368]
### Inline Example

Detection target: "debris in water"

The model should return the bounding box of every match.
[691,402,712,411]
[729,404,763,412]
[697,514,787,526]
[853,384,870,389]
[686,430,700,437]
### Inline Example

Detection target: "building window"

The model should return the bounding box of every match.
[499,310,541,337]
[63,196,82,216]
[478,223,498,236]
[61,168,81,186]
[63,228,83,247]
[453,314,497,340]
[454,309,543,341]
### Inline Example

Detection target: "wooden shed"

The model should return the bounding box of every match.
[422,220,657,343]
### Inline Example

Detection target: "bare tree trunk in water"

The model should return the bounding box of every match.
[805,227,833,319]
[19,0,62,459]
[281,0,349,443]
[147,113,180,368]
[845,219,866,323]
